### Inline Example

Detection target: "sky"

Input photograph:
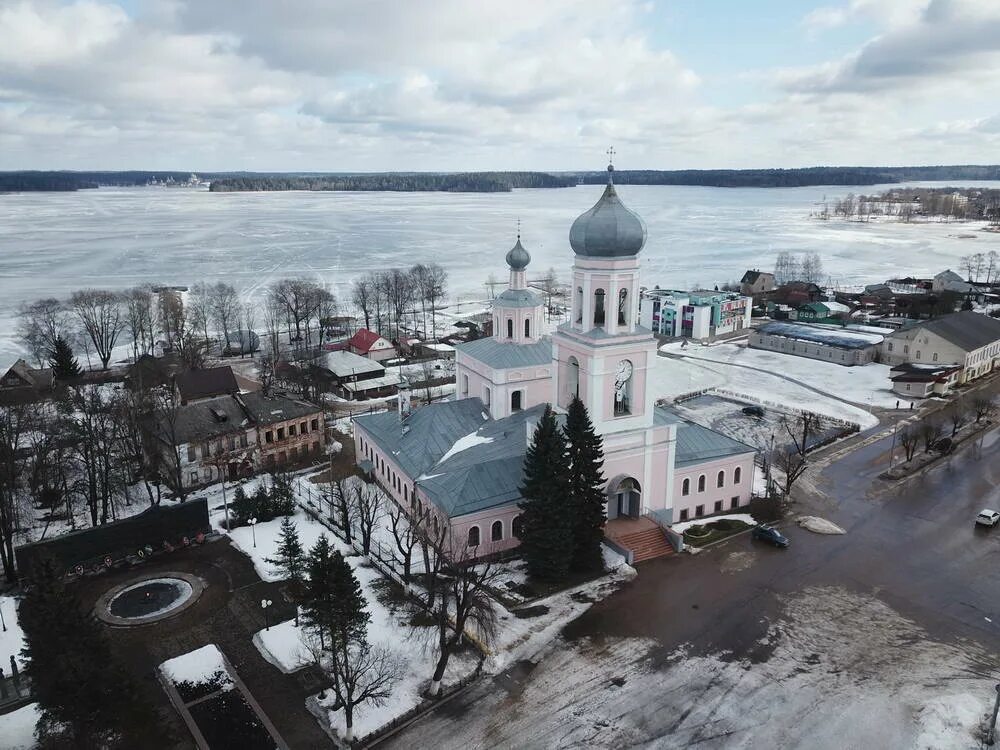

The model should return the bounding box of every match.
[1,0,999,172]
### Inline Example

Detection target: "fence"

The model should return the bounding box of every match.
[711,387,863,431]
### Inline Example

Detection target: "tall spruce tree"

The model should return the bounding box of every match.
[48,335,81,378]
[518,405,574,581]
[564,396,607,573]
[302,534,336,648]
[328,549,370,647]
[20,557,165,748]
[266,517,306,620]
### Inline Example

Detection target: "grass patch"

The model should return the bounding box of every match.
[683,519,752,547]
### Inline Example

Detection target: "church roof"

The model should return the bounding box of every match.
[569,166,647,258]
[455,336,552,369]
[494,287,543,308]
[674,419,757,467]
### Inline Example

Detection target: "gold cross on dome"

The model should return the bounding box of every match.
[607,145,615,166]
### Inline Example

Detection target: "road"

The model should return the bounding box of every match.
[383,425,1000,749]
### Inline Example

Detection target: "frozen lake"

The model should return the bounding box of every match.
[1,180,998,364]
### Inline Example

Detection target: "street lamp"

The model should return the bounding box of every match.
[261,598,273,631]
[248,517,258,548]
[0,600,6,632]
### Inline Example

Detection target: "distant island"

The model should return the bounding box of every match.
[4,164,1000,193]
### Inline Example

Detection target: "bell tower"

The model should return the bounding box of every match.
[552,154,656,435]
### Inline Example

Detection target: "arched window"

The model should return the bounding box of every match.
[461,373,469,396]
[916,350,921,360]
[524,318,531,338]
[682,478,690,496]
[511,390,522,412]
[576,287,583,323]
[491,520,503,542]
[618,288,628,325]
[467,525,480,547]
[512,515,524,539]
[717,470,725,488]
[933,352,938,362]
[594,289,606,326]
[404,485,408,501]
[698,474,706,492]
[567,356,580,400]
[484,386,491,407]
[507,318,513,338]
[734,466,742,484]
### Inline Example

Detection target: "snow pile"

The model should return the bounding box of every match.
[798,516,846,535]
[160,644,230,687]
[254,617,312,673]
[670,513,756,535]
[0,595,26,671]
[0,702,40,749]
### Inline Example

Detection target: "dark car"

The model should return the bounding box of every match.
[752,524,789,548]
[931,437,954,454]
[742,405,765,418]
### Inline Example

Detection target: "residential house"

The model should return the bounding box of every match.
[639,288,752,340]
[881,310,1000,383]
[317,350,402,400]
[770,282,824,308]
[749,321,882,365]
[795,300,853,322]
[740,269,776,298]
[347,329,397,362]
[932,269,972,295]
[0,359,54,394]
[241,392,327,470]
[889,363,962,399]
[174,366,239,405]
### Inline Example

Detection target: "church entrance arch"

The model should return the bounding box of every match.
[607,476,641,519]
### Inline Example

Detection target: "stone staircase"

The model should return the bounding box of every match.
[618,526,675,563]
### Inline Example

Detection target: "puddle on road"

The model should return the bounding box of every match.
[719,550,755,574]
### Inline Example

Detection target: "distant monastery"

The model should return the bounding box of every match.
[354,163,756,561]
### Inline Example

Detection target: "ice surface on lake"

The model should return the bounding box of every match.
[2,181,998,365]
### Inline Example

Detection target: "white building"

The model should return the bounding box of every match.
[639,288,752,340]
[932,269,972,295]
[882,310,1000,383]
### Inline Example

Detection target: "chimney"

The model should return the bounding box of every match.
[398,383,412,421]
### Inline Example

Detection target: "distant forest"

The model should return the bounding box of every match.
[5,164,1000,193]
[819,186,1000,224]
[208,171,575,193]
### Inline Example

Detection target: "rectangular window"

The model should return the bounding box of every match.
[277,427,285,440]
[187,445,196,462]
[730,496,739,509]
[227,436,236,451]
[289,424,296,436]
[311,418,319,431]
[265,431,273,443]
[312,441,319,453]
[714,500,723,513]
[240,433,248,448]
[679,508,689,522]
[300,421,307,434]
[190,471,199,484]
[695,504,704,517]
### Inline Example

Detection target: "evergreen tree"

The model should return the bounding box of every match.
[302,534,336,648]
[269,472,296,517]
[232,484,255,523]
[252,482,271,519]
[328,548,370,647]
[302,535,370,650]
[20,557,166,748]
[266,517,306,610]
[48,335,81,378]
[518,405,574,581]
[564,396,607,573]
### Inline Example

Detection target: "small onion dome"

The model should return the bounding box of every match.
[569,165,647,258]
[505,237,531,270]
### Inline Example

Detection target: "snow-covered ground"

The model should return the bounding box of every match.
[0,703,40,750]
[159,644,230,687]
[0,595,26,671]
[651,345,881,429]
[670,513,756,535]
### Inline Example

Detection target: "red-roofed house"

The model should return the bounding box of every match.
[348,329,396,362]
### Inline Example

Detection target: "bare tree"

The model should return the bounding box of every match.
[63,385,126,526]
[484,273,501,300]
[157,289,186,352]
[387,500,419,587]
[331,477,355,544]
[351,276,375,332]
[801,253,824,284]
[423,263,447,340]
[209,283,240,352]
[188,282,214,348]
[773,251,801,285]
[945,398,969,436]
[147,388,188,502]
[782,412,823,456]
[918,418,943,453]
[308,636,403,743]
[898,426,919,462]
[775,446,808,496]
[0,403,34,582]
[70,290,127,370]
[124,286,155,363]
[17,298,70,368]
[426,546,499,696]
[972,393,996,423]
[352,483,384,557]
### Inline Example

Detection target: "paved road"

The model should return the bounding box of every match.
[384,425,1000,749]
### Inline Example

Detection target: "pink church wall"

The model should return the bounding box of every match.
[672,454,756,522]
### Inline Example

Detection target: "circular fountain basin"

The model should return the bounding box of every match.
[96,572,205,626]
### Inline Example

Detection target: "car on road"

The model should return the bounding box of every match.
[752,524,789,548]
[742,405,765,418]
[975,509,1000,528]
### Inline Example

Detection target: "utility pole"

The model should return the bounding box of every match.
[888,416,900,471]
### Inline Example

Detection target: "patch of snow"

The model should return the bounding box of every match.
[0,702,40,749]
[435,431,494,466]
[254,617,312,673]
[798,516,847,535]
[0,596,26,671]
[160,644,230,687]
[670,513,756,535]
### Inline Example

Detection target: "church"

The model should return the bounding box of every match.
[353,164,757,562]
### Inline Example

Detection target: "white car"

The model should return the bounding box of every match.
[975,509,1000,528]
